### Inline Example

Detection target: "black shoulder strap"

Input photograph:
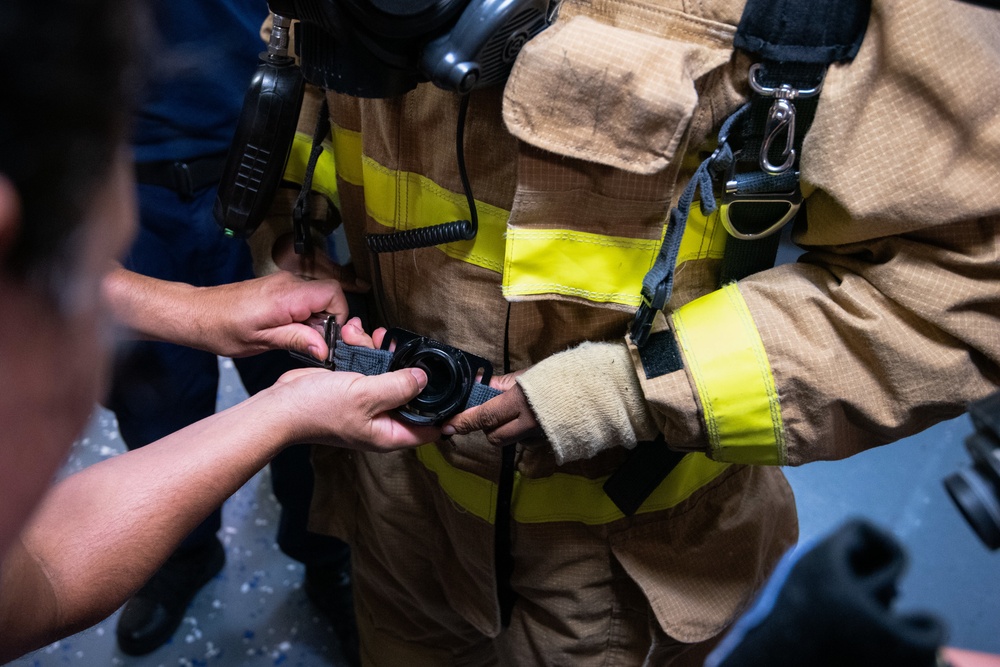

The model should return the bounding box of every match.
[734,0,869,64]
[718,0,871,283]
[611,0,870,517]
[631,0,870,348]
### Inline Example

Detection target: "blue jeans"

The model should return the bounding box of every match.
[105,181,348,570]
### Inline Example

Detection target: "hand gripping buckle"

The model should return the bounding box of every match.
[289,313,341,369]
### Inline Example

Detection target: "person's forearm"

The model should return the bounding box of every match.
[100,264,347,360]
[100,263,205,347]
[0,387,296,661]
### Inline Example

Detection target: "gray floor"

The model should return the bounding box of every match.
[8,360,1000,666]
[784,415,1000,654]
[9,359,351,667]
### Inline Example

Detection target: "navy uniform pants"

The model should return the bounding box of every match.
[105,180,349,570]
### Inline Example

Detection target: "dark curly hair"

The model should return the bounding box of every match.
[0,0,144,286]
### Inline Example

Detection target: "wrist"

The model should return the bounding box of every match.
[236,384,302,455]
[518,341,659,465]
[102,267,201,344]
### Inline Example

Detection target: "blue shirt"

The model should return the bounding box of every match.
[132,0,269,163]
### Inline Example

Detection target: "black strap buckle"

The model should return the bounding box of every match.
[630,282,668,348]
[719,157,802,241]
[170,161,195,200]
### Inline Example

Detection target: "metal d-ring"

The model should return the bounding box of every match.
[719,153,803,240]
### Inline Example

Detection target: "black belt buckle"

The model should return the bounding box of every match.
[171,161,195,200]
[630,283,667,348]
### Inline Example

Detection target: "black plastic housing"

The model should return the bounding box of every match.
[213,53,305,238]
[383,328,494,425]
[944,391,1000,550]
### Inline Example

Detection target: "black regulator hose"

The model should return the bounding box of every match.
[366,94,478,254]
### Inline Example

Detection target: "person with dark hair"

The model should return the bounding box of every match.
[105,1,357,659]
[0,0,438,662]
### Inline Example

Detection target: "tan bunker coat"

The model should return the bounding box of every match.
[259,0,1000,663]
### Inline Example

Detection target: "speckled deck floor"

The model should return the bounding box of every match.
[8,358,1000,665]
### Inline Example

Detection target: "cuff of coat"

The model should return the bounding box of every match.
[626,316,710,456]
[625,312,709,460]
[631,283,792,464]
[516,341,660,466]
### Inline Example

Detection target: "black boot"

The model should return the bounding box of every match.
[305,563,360,666]
[116,537,226,656]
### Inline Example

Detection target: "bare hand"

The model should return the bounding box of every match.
[940,648,1000,667]
[276,365,440,451]
[339,317,389,349]
[197,271,350,359]
[441,370,544,447]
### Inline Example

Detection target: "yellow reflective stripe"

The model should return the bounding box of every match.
[283,132,339,204]
[360,157,508,273]
[330,122,724,288]
[671,283,787,465]
[501,203,726,308]
[330,124,363,186]
[678,204,728,265]
[328,123,507,272]
[502,227,665,307]
[511,452,729,525]
[416,443,729,525]
[416,444,498,523]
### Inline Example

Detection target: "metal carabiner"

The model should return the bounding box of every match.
[748,63,824,175]
[761,98,796,174]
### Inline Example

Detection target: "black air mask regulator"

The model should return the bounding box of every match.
[215,0,562,251]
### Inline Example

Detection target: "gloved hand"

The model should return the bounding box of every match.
[706,519,947,667]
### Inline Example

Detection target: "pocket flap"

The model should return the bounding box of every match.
[503,15,731,175]
[609,466,797,643]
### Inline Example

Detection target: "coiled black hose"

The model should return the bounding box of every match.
[366,219,475,253]
[366,94,478,254]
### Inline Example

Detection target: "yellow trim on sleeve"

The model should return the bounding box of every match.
[671,283,787,465]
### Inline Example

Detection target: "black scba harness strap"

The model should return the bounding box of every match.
[605,0,870,517]
[719,0,870,283]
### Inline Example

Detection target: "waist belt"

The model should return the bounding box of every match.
[134,152,230,199]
